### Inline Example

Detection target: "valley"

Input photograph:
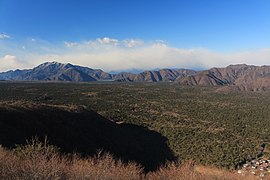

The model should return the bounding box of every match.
[1,82,270,173]
[2,0,269,179]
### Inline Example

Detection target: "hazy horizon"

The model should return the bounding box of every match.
[0,60,267,75]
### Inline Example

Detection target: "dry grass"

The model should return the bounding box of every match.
[0,140,143,180]
[146,161,259,180]
[146,161,204,180]
[0,144,68,180]
[69,153,142,180]
[0,140,266,180]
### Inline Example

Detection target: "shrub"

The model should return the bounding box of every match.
[13,136,60,159]
[69,152,143,179]
[0,138,261,180]
[0,140,143,180]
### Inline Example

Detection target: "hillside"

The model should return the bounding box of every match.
[0,61,195,82]
[0,101,175,171]
[1,82,270,171]
[115,69,196,82]
[0,62,110,82]
[177,64,270,91]
[0,145,253,180]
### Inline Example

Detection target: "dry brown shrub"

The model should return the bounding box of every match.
[69,152,143,180]
[0,142,267,180]
[0,146,20,179]
[0,144,68,180]
[146,160,204,180]
[0,143,143,180]
[146,160,259,180]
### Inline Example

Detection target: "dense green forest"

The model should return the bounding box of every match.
[1,82,270,169]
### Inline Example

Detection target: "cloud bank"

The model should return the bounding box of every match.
[1,37,270,72]
[0,55,25,71]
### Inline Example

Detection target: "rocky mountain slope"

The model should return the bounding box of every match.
[0,61,196,82]
[0,62,112,82]
[2,62,270,91]
[115,69,196,82]
[177,64,270,91]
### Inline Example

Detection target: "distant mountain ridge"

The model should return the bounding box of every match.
[2,62,270,91]
[0,62,111,82]
[177,64,270,91]
[0,61,195,82]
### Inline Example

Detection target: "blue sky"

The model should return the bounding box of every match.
[1,0,270,71]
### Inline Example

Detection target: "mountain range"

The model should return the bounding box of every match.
[2,61,270,91]
[177,64,270,91]
[0,61,196,82]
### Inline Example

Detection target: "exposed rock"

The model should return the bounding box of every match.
[176,64,270,91]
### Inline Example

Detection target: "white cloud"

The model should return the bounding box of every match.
[64,37,144,49]
[0,55,26,72]
[64,38,144,51]
[0,33,10,39]
[32,43,270,72]
[2,37,270,72]
[96,37,119,46]
[64,41,78,48]
[64,37,121,49]
[122,39,144,48]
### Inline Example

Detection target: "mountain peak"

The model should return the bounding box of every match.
[39,61,64,66]
[35,61,76,70]
[226,64,249,69]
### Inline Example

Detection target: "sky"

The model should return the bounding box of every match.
[1,0,270,72]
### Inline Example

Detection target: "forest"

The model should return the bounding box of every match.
[1,81,270,170]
